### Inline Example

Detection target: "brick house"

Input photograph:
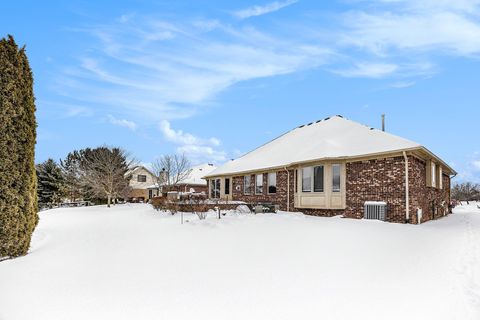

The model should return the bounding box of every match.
[126,166,156,202]
[204,116,456,224]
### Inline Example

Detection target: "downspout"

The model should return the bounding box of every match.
[284,167,290,212]
[403,151,410,223]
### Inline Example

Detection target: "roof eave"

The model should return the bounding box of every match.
[204,146,456,178]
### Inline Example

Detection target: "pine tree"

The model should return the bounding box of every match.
[78,146,133,207]
[36,159,65,208]
[0,35,38,258]
[60,151,83,202]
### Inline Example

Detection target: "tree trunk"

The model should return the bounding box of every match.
[107,195,111,208]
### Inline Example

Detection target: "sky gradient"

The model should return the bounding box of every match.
[1,0,480,182]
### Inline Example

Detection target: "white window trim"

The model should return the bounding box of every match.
[431,162,436,188]
[439,167,443,189]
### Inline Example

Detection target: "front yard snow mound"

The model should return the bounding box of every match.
[1,203,479,320]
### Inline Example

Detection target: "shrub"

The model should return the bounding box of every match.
[0,35,38,258]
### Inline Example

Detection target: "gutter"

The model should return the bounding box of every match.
[403,151,410,223]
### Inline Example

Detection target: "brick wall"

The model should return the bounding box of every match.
[345,156,407,223]
[219,155,451,224]
[231,170,295,211]
[127,188,148,200]
[409,157,451,224]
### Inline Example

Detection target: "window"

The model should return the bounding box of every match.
[268,172,277,194]
[439,167,443,189]
[210,179,215,198]
[313,166,324,192]
[431,162,436,188]
[225,178,230,195]
[255,174,263,194]
[244,176,251,194]
[137,175,147,182]
[210,179,220,198]
[332,164,341,192]
[215,179,221,198]
[302,167,312,192]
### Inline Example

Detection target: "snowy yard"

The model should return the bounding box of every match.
[1,204,480,320]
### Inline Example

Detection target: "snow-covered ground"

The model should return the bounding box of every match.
[1,203,480,320]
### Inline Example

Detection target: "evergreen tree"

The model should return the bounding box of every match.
[60,151,83,202]
[0,35,38,258]
[36,159,65,207]
[78,146,133,207]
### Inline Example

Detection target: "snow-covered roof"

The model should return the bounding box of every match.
[206,115,443,177]
[125,165,155,177]
[180,163,217,185]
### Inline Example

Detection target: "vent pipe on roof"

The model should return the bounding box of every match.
[381,114,385,132]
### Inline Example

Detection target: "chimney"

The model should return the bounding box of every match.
[381,114,385,132]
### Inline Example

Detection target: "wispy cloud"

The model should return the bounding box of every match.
[333,62,398,78]
[64,106,94,118]
[472,160,480,171]
[55,16,330,122]
[233,0,298,19]
[340,1,480,56]
[107,114,137,131]
[52,0,480,126]
[158,120,226,163]
[159,120,220,147]
[389,81,416,89]
[454,151,480,183]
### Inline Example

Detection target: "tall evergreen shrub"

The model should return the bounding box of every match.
[0,35,38,258]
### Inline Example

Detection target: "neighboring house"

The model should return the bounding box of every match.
[126,166,156,202]
[147,163,217,197]
[204,115,456,224]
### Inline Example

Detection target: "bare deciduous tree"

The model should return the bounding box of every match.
[452,182,480,202]
[151,154,191,191]
[79,146,135,207]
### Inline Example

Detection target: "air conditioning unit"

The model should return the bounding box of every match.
[364,201,387,221]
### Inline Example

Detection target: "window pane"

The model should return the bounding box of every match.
[332,164,341,192]
[268,172,277,193]
[215,179,221,198]
[314,166,324,192]
[210,180,215,198]
[302,167,312,192]
[255,174,263,194]
[244,176,251,194]
[225,178,230,195]
[137,175,147,182]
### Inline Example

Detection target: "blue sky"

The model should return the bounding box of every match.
[2,0,480,182]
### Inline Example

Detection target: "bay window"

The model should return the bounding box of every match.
[313,166,324,192]
[302,167,312,192]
